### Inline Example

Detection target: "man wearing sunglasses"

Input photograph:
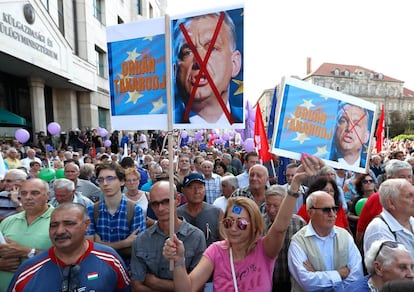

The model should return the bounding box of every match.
[288,191,363,291]
[363,178,414,260]
[130,181,206,291]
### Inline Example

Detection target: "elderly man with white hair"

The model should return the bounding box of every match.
[363,178,414,260]
[49,178,94,208]
[347,239,414,291]
[288,191,363,291]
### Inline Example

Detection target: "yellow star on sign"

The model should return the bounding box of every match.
[292,132,310,144]
[232,79,243,95]
[150,97,165,113]
[143,36,153,41]
[125,91,143,104]
[314,145,328,156]
[301,99,315,110]
[125,48,140,61]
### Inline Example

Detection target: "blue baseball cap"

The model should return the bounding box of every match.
[182,173,205,187]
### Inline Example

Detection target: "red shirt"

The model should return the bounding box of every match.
[296,204,350,229]
[356,192,382,233]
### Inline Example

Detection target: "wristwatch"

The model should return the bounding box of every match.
[27,248,36,258]
[287,189,300,198]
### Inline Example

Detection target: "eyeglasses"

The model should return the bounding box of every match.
[150,198,170,209]
[374,241,399,260]
[4,179,18,183]
[362,179,373,184]
[61,264,81,292]
[310,206,339,214]
[96,176,118,185]
[222,217,250,230]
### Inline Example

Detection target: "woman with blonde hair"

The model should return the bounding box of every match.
[163,155,322,291]
[124,167,148,216]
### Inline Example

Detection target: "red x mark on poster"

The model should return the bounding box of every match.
[179,12,234,124]
[342,108,367,145]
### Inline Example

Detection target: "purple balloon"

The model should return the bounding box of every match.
[15,129,30,143]
[47,122,61,136]
[244,138,255,152]
[98,127,108,138]
[222,133,230,141]
[181,130,188,139]
[104,140,111,147]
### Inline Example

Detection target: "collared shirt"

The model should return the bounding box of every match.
[0,205,54,291]
[236,171,249,188]
[231,186,266,214]
[50,192,94,209]
[363,209,414,259]
[288,223,363,291]
[86,196,146,242]
[130,219,206,283]
[203,173,222,204]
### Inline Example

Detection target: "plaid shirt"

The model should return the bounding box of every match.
[263,213,306,287]
[86,195,146,242]
[203,173,222,204]
[231,186,267,214]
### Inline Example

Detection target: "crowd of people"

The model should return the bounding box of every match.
[1,129,414,291]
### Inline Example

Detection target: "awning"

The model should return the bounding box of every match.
[0,108,26,126]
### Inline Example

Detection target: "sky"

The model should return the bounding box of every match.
[166,0,413,102]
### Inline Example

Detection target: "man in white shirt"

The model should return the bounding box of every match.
[19,148,41,171]
[288,191,363,291]
[363,178,414,260]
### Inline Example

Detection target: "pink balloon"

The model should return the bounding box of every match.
[47,122,61,135]
[15,129,30,143]
[104,140,111,147]
[244,138,255,152]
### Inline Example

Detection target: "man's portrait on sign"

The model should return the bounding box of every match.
[171,6,244,129]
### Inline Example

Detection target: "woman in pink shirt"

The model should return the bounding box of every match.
[163,155,323,291]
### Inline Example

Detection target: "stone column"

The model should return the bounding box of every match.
[28,77,46,140]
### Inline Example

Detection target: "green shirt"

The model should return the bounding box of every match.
[0,205,54,291]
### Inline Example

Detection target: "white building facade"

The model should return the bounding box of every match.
[0,0,165,142]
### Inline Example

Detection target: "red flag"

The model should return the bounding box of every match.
[254,103,272,163]
[376,105,385,153]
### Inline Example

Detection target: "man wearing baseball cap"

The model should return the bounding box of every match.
[178,173,224,247]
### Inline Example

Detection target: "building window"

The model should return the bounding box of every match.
[333,68,340,76]
[344,69,350,77]
[98,107,108,128]
[95,46,106,78]
[57,0,65,36]
[137,0,142,15]
[93,0,104,23]
[41,0,49,11]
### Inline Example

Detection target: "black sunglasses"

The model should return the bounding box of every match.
[310,206,339,214]
[374,241,399,260]
[362,179,374,184]
[61,264,81,292]
[150,198,170,209]
[222,218,249,230]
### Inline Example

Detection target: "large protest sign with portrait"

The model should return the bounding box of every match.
[107,18,168,130]
[271,77,377,173]
[170,4,245,129]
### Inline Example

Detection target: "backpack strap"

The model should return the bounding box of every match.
[377,214,397,240]
[125,198,135,229]
[93,199,135,229]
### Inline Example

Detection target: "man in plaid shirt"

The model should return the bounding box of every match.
[263,185,306,291]
[86,162,146,266]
